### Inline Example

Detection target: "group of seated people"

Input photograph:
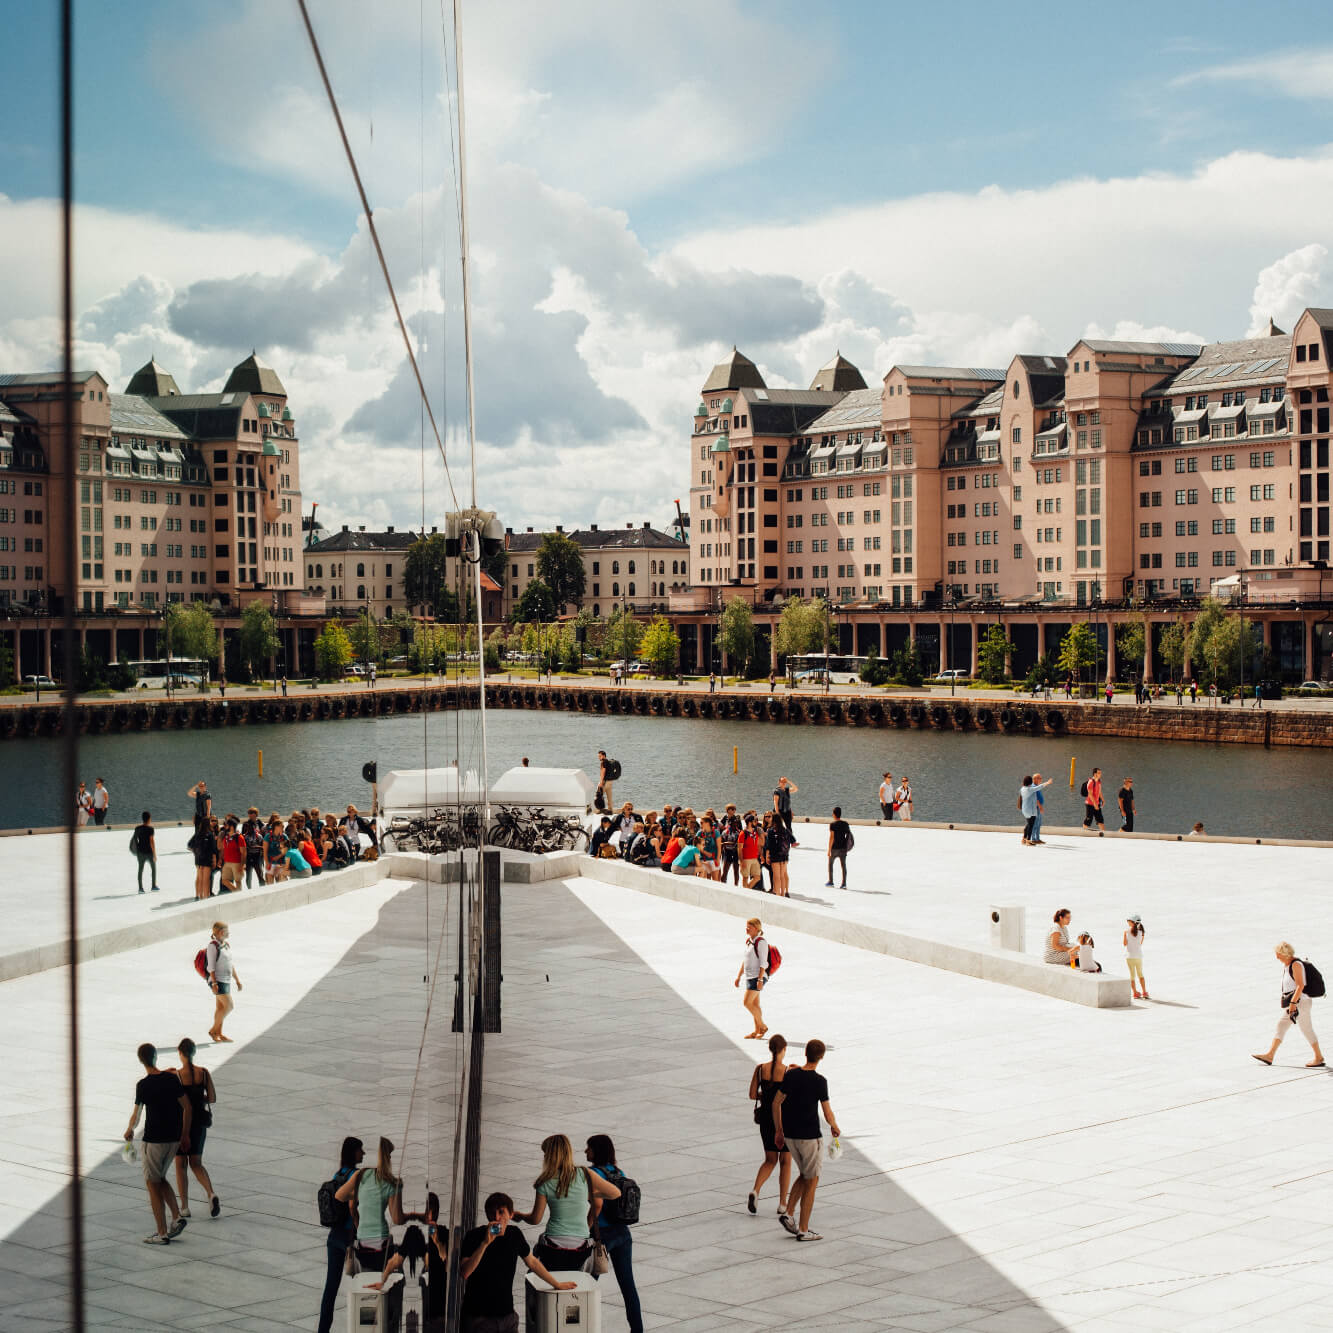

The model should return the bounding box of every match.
[1043,908,1101,971]
[248,804,378,883]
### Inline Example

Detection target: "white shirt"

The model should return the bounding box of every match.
[93,785,109,810]
[743,937,770,980]
[1076,944,1098,972]
[1125,928,1143,959]
[878,781,893,805]
[206,938,233,983]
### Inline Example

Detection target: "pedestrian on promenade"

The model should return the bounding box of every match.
[1209,682,1217,705]
[748,1033,790,1218]
[75,780,92,825]
[1064,674,1073,700]
[219,815,245,893]
[123,1043,190,1245]
[172,1037,219,1219]
[739,816,762,890]
[1176,682,1184,706]
[773,1039,840,1243]
[1018,776,1038,846]
[895,775,914,821]
[764,814,791,896]
[1044,909,1077,964]
[1254,682,1263,708]
[1105,680,1114,704]
[280,674,288,697]
[205,922,242,1042]
[1254,944,1325,1068]
[369,663,376,688]
[586,1135,644,1333]
[518,1134,622,1272]
[1190,678,1198,703]
[1118,777,1136,833]
[768,670,776,696]
[1082,768,1105,829]
[597,749,615,811]
[826,807,851,889]
[1030,772,1051,844]
[132,811,159,893]
[187,779,211,831]
[92,777,110,825]
[709,672,716,694]
[241,807,266,889]
[735,918,772,1038]
[719,805,742,884]
[318,1136,364,1333]
[1124,916,1148,999]
[1189,820,1206,835]
[190,815,219,900]
[335,1136,406,1273]
[879,772,895,820]
[460,1192,576,1332]
[773,776,799,845]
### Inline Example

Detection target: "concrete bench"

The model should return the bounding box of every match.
[577,856,1131,1009]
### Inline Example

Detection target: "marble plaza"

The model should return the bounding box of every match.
[2,821,1333,1330]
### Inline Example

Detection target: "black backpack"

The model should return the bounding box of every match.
[1079,779,1089,798]
[605,758,622,781]
[1302,960,1326,998]
[317,1169,353,1229]
[598,1166,640,1225]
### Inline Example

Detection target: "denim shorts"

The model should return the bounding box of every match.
[213,981,231,995]
[746,977,768,992]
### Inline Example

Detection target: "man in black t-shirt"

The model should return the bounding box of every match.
[826,807,852,890]
[460,1191,574,1332]
[773,776,799,845]
[187,779,211,830]
[1117,777,1135,833]
[124,1043,191,1245]
[774,1039,841,1243]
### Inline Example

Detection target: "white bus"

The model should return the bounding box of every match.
[786,653,867,686]
[128,658,211,689]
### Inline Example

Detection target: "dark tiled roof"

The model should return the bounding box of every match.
[223,354,286,397]
[507,525,686,554]
[702,348,767,394]
[109,394,191,440]
[0,370,101,386]
[1305,308,1333,328]
[1156,335,1292,395]
[808,354,867,393]
[893,365,1007,381]
[307,528,418,553]
[951,385,1006,419]
[125,359,181,397]
[1079,339,1202,357]
[149,393,246,440]
[806,388,882,432]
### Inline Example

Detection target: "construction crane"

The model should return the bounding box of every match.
[673,497,688,545]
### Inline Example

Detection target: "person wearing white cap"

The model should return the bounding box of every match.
[1124,916,1148,1000]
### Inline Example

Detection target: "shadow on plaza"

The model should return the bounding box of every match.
[476,881,1070,1332]
[0,878,461,1332]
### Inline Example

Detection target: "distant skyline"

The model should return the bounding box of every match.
[3,0,1333,533]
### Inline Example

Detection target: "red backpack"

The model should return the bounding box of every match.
[193,945,211,982]
[755,936,782,975]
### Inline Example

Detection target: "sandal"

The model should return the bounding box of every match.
[1252,1054,1273,1065]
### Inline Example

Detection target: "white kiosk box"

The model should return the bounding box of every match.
[525,1269,601,1332]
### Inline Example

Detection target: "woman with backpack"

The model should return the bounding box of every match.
[318,1137,364,1333]
[734,918,772,1039]
[334,1136,406,1273]
[205,922,242,1042]
[1254,944,1325,1068]
[517,1133,622,1272]
[172,1038,219,1220]
[585,1135,643,1333]
[747,1033,791,1220]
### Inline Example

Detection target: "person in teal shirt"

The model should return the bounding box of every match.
[280,838,312,879]
[516,1133,621,1273]
[671,837,711,878]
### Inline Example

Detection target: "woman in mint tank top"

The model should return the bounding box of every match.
[516,1133,622,1272]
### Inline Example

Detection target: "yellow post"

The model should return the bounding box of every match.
[1068,756,1075,789]
[258,749,264,779]
[733,745,739,775]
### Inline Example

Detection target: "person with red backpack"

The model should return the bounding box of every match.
[734,918,780,1040]
[218,816,246,894]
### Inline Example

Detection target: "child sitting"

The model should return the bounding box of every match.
[1074,932,1102,973]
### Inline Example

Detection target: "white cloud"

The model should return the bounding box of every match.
[1173,48,1333,101]
[1247,244,1330,337]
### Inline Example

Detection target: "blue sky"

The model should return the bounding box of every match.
[2,1,1332,530]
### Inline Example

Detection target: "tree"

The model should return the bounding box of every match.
[1159,622,1188,679]
[1115,619,1146,676]
[313,621,353,679]
[403,533,462,620]
[514,579,557,624]
[772,596,831,662]
[536,532,586,611]
[716,596,755,675]
[238,601,280,678]
[860,645,891,686]
[639,616,680,676]
[604,606,643,661]
[166,601,219,664]
[348,610,383,663]
[1201,613,1260,689]
[976,624,1015,684]
[1024,651,1059,693]
[1058,623,1099,682]
[889,641,926,687]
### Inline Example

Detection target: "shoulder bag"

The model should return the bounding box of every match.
[585,1167,610,1275]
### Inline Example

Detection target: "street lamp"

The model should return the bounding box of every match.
[948,585,959,697]
[32,591,46,701]
[161,603,173,700]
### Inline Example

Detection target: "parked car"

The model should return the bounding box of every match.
[1297,680,1333,694]
[933,669,969,682]
[23,674,57,688]
[346,664,367,677]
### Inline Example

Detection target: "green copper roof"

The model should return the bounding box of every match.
[722,397,733,413]
[282,407,293,421]
[711,434,730,453]
[257,401,271,418]
[695,402,707,417]
[262,440,279,456]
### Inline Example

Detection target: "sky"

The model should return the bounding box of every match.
[3,0,1333,535]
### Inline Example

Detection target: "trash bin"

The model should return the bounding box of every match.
[525,1270,602,1332]
[989,905,1025,952]
[346,1271,401,1331]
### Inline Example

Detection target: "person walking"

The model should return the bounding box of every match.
[586,1135,643,1333]
[719,806,741,885]
[1124,915,1148,999]
[1018,776,1038,846]
[597,749,615,812]
[460,1192,576,1332]
[517,1133,622,1273]
[768,669,776,696]
[1176,681,1184,706]
[1254,944,1325,1068]
[1082,767,1105,829]
[92,777,111,825]
[1117,777,1136,833]
[75,780,92,826]
[1030,772,1051,845]
[747,1034,791,1219]
[734,918,771,1039]
[132,810,159,893]
[334,1136,406,1273]
[895,776,913,822]
[123,1043,191,1244]
[205,922,242,1043]
[878,772,895,820]
[190,815,219,900]
[825,807,851,889]
[709,672,716,694]
[1254,682,1263,708]
[1190,678,1198,703]
[172,1038,219,1219]
[772,776,799,845]
[773,1039,840,1243]
[1104,680,1114,705]
[317,1137,364,1333]
[187,779,212,831]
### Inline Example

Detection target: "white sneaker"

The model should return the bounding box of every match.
[179,1207,191,1219]
[143,1233,170,1245]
